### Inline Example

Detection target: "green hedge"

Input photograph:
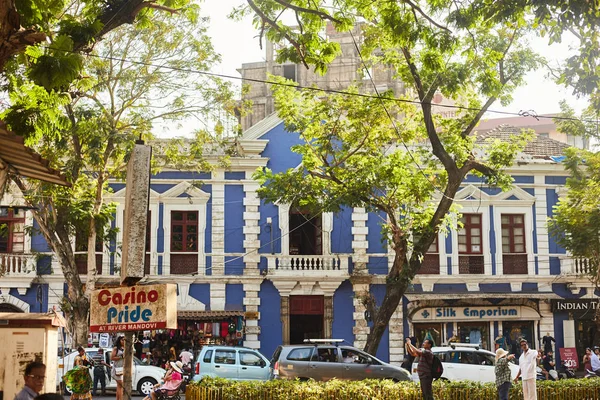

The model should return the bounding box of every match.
[187,378,600,400]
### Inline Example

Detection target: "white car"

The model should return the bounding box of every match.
[57,347,166,395]
[411,343,520,383]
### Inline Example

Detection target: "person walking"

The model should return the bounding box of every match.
[15,362,46,400]
[91,349,108,396]
[495,349,514,400]
[514,339,538,400]
[591,347,600,374]
[405,337,434,400]
[111,337,125,400]
[583,348,593,372]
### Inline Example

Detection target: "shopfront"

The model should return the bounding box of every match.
[411,304,541,352]
[552,299,599,369]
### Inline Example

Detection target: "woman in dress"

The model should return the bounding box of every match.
[111,337,125,400]
[64,348,92,400]
[583,348,593,372]
[143,361,183,400]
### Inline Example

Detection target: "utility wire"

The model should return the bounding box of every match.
[41,46,600,125]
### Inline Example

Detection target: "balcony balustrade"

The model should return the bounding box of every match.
[0,253,36,277]
[266,254,349,277]
[560,256,595,275]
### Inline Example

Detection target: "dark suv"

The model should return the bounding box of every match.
[270,340,411,382]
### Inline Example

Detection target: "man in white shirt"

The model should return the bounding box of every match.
[179,348,193,367]
[514,339,539,400]
[591,347,600,373]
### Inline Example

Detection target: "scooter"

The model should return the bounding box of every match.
[558,360,576,379]
[585,369,600,378]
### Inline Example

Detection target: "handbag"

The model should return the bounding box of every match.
[114,367,124,376]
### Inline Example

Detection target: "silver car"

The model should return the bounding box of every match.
[270,341,411,382]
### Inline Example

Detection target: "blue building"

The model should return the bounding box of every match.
[0,117,594,366]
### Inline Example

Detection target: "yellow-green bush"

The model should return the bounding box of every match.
[187,378,600,400]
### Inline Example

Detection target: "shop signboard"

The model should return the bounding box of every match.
[90,284,177,332]
[413,305,539,322]
[551,299,599,312]
[559,347,579,369]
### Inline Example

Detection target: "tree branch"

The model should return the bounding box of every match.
[461,96,496,138]
[401,46,458,177]
[271,0,342,24]
[404,0,451,33]
[246,0,309,69]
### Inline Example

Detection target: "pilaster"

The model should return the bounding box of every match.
[210,282,226,311]
[352,208,369,272]
[243,282,261,349]
[243,180,261,276]
[211,170,225,275]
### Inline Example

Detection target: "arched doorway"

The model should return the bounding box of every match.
[0,303,24,312]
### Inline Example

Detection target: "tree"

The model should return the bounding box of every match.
[1,12,237,345]
[548,102,600,330]
[246,1,541,354]
[0,0,193,74]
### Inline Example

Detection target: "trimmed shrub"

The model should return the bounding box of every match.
[187,378,600,400]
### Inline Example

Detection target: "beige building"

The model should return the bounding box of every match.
[238,24,406,131]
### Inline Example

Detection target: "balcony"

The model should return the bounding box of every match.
[266,255,349,278]
[0,253,36,277]
[560,256,595,275]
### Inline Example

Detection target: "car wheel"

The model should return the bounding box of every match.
[137,377,158,395]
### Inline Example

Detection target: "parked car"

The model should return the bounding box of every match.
[192,345,271,381]
[57,347,166,395]
[410,343,520,383]
[270,339,411,382]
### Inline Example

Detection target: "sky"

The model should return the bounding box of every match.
[200,1,589,125]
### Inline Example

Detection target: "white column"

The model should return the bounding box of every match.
[210,283,226,311]
[534,175,550,275]
[212,171,225,275]
[243,180,261,276]
[388,303,404,365]
[352,280,370,349]
[352,208,369,272]
[243,282,261,349]
[47,281,64,311]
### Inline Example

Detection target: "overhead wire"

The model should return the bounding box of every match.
[38,45,600,125]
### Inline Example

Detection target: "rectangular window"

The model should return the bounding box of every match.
[170,211,199,274]
[501,214,528,274]
[0,208,25,253]
[418,237,440,274]
[171,211,198,252]
[283,64,297,82]
[458,214,484,274]
[75,228,103,275]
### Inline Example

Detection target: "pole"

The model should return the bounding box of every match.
[123,332,134,400]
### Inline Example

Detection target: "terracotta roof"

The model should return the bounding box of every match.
[475,124,570,159]
[476,115,558,131]
[0,124,69,186]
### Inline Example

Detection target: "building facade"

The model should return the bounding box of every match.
[0,118,596,367]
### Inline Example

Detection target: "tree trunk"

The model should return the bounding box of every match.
[363,178,464,354]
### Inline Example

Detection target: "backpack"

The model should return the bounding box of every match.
[431,354,444,379]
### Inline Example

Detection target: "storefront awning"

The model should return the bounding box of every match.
[177,310,244,320]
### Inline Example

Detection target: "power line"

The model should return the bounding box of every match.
[43,46,600,125]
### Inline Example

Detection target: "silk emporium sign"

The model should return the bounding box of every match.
[90,284,177,332]
[413,306,538,322]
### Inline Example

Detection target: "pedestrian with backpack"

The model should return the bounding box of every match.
[406,337,438,400]
[495,348,515,400]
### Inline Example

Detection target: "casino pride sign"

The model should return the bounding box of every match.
[90,284,177,332]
